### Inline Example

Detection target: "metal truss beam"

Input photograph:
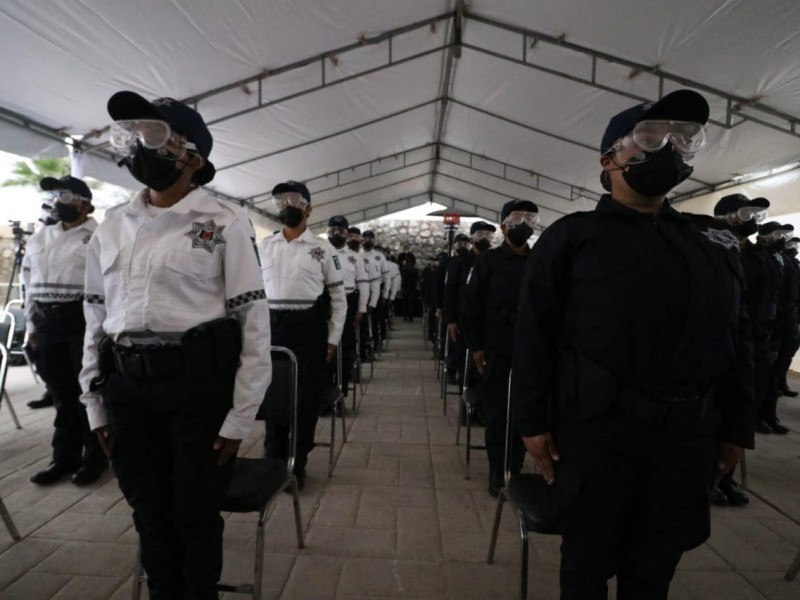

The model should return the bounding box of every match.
[311,171,434,212]
[670,163,800,203]
[217,99,439,171]
[465,13,800,140]
[307,193,432,229]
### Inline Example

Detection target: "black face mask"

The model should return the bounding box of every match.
[771,239,787,252]
[328,234,346,248]
[456,247,470,257]
[506,224,533,248]
[55,203,81,223]
[363,241,375,250]
[124,142,186,192]
[621,145,693,197]
[787,248,798,258]
[347,240,361,252]
[733,221,758,238]
[279,206,305,228]
[474,239,491,252]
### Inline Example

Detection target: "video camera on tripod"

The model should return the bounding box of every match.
[6,220,34,306]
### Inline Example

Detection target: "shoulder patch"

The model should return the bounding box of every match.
[699,228,739,251]
[309,247,325,262]
[347,256,358,265]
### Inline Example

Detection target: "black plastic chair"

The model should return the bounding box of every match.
[132,346,305,600]
[4,301,38,381]
[455,350,485,479]
[0,315,22,430]
[487,371,560,600]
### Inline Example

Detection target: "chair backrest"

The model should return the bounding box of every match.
[0,312,15,349]
[0,344,10,404]
[256,346,299,473]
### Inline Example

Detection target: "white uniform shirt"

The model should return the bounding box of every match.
[361,253,382,308]
[259,227,346,345]
[22,218,97,334]
[79,189,272,440]
[388,261,401,300]
[335,246,370,313]
[363,248,391,299]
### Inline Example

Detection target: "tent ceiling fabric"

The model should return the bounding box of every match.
[2,0,799,229]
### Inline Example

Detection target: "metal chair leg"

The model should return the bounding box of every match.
[254,512,266,600]
[487,492,506,564]
[464,403,472,480]
[455,399,463,446]
[2,391,21,430]
[329,403,336,478]
[0,496,20,541]
[739,449,747,489]
[131,545,144,600]
[340,403,348,444]
[290,477,305,549]
[519,520,530,600]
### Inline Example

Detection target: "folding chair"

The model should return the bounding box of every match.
[351,326,363,412]
[0,494,20,541]
[315,342,348,478]
[132,346,305,600]
[4,300,38,382]
[0,319,22,430]
[422,305,429,350]
[487,371,560,600]
[455,350,486,479]
[440,332,466,416]
[434,316,444,378]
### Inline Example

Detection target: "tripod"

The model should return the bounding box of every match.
[5,223,30,308]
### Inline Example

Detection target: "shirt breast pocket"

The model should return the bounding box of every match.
[165,249,223,281]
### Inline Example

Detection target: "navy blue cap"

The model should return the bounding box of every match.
[272,180,310,203]
[601,90,710,153]
[348,226,361,235]
[362,230,376,238]
[500,200,538,222]
[107,91,215,185]
[470,221,496,235]
[327,215,349,228]
[714,194,770,216]
[759,221,792,235]
[454,233,470,242]
[40,175,92,201]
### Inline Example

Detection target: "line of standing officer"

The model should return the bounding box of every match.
[347,226,381,360]
[778,235,800,393]
[25,176,107,486]
[258,181,346,490]
[361,231,390,350]
[511,90,755,599]
[80,91,271,599]
[463,205,535,497]
[327,216,369,395]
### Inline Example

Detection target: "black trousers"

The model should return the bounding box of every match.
[480,353,524,487]
[553,409,716,600]
[34,309,103,468]
[265,311,327,472]
[105,371,234,600]
[340,293,358,395]
[402,291,415,321]
[775,313,799,388]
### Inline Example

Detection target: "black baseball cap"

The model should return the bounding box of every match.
[272,180,310,203]
[601,90,710,154]
[40,175,92,201]
[713,194,770,216]
[348,226,361,235]
[107,91,215,185]
[454,233,470,243]
[327,216,349,228]
[362,230,376,238]
[470,221,497,235]
[501,200,538,222]
[758,221,792,235]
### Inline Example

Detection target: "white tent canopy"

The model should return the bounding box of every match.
[2,0,799,232]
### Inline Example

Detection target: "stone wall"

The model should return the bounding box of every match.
[359,219,471,258]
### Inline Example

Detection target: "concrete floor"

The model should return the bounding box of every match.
[0,322,799,599]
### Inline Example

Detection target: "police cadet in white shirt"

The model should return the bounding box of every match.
[347,226,381,360]
[25,176,107,486]
[259,181,346,489]
[361,230,390,349]
[327,216,369,395]
[79,91,271,600]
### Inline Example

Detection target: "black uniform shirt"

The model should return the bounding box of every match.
[463,242,529,358]
[443,251,475,325]
[511,195,755,448]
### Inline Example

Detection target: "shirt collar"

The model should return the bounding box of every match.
[596,194,688,222]
[128,187,225,216]
[56,217,97,234]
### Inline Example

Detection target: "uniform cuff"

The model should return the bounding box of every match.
[83,396,108,431]
[218,412,254,441]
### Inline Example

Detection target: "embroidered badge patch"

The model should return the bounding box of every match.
[309,247,325,262]
[185,219,226,253]
[332,255,342,270]
[700,228,739,251]
[347,256,357,265]
[82,234,92,245]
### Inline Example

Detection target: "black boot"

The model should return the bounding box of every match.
[764,418,790,435]
[27,391,54,409]
[719,477,749,506]
[31,462,79,485]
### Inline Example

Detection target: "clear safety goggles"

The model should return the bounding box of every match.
[453,240,471,251]
[347,232,362,243]
[786,239,798,250]
[110,119,196,157]
[272,192,309,211]
[503,211,539,228]
[50,190,87,206]
[762,230,793,242]
[327,226,348,238]
[610,120,707,164]
[720,206,768,225]
[471,230,494,242]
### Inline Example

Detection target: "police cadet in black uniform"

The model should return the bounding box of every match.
[25,176,107,486]
[756,221,794,433]
[443,233,472,377]
[512,90,755,600]
[711,194,771,506]
[463,202,537,496]
[778,235,800,394]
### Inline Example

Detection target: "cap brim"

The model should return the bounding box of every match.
[39,177,63,191]
[643,90,710,125]
[107,91,163,121]
[750,197,770,209]
[782,224,795,231]
[271,183,295,196]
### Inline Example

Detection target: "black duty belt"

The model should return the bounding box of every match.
[270,305,322,325]
[112,344,186,380]
[34,300,83,320]
[614,386,709,427]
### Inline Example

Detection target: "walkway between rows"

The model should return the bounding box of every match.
[0,321,799,599]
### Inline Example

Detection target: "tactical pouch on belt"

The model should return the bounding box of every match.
[556,348,618,420]
[181,317,242,376]
[89,336,116,393]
